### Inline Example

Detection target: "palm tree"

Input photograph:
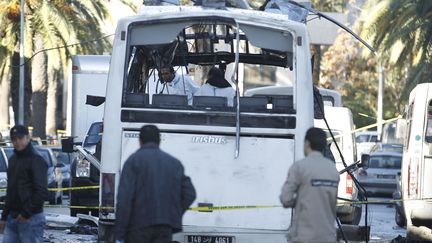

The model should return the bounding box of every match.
[362,0,432,97]
[0,0,112,138]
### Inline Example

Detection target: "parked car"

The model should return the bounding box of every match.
[0,148,8,207]
[34,146,65,205]
[358,151,402,196]
[370,143,403,154]
[50,146,74,188]
[69,122,102,217]
[356,131,379,157]
[2,146,64,205]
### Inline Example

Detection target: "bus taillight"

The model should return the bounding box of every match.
[346,174,353,194]
[408,158,418,198]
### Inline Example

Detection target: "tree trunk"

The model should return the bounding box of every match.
[0,70,10,132]
[31,33,48,139]
[46,66,58,137]
[10,51,32,126]
[311,44,321,86]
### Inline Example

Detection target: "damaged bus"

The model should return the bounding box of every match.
[97,1,338,242]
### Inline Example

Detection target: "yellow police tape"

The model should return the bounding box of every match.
[40,197,432,210]
[0,185,100,193]
[1,197,431,210]
[352,116,401,134]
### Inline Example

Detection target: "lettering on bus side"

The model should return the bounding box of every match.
[124,133,140,138]
[191,136,227,144]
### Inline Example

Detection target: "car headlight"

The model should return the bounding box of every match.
[0,178,7,188]
[76,159,91,178]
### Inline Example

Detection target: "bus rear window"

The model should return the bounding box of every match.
[369,156,401,169]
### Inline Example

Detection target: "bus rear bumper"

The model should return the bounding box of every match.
[173,226,288,243]
[411,202,432,221]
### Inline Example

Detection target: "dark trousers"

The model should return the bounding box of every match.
[125,225,172,243]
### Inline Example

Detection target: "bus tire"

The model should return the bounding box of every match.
[395,208,406,227]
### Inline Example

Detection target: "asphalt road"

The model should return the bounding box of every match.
[0,197,407,242]
[358,197,406,242]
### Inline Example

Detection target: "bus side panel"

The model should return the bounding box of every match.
[120,131,294,230]
[422,156,432,198]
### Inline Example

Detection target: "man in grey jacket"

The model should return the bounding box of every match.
[115,125,196,243]
[280,127,339,243]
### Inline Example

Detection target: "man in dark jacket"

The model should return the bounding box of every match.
[0,125,48,243]
[115,125,196,243]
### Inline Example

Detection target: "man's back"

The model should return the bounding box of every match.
[115,142,196,239]
[281,152,339,242]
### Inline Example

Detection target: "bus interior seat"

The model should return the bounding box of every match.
[235,95,294,113]
[272,96,294,113]
[193,96,228,110]
[123,93,149,107]
[235,96,269,112]
[152,94,188,108]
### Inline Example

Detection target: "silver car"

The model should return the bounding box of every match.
[0,148,8,204]
[358,151,402,196]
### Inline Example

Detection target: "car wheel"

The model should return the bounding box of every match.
[395,208,406,227]
[339,206,362,225]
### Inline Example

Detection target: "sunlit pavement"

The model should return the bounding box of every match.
[0,197,407,242]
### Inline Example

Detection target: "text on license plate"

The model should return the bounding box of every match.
[186,235,235,243]
[377,174,395,179]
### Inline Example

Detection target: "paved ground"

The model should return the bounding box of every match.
[0,197,408,242]
[360,198,406,242]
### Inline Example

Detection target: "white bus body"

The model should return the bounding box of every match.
[98,5,314,242]
[401,83,432,240]
[66,55,110,140]
[246,86,361,224]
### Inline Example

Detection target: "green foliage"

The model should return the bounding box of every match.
[311,0,345,12]
[362,0,432,99]
[320,30,404,129]
[0,0,113,76]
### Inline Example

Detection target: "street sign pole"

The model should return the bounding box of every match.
[18,0,25,125]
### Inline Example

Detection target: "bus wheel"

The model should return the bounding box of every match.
[395,209,406,227]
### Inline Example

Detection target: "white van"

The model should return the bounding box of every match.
[66,55,110,140]
[315,106,361,224]
[400,83,432,240]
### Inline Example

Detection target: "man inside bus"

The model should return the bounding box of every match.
[280,127,340,243]
[195,66,236,106]
[115,125,196,243]
[157,64,200,104]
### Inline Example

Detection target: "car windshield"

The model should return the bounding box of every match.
[83,123,102,147]
[369,155,401,169]
[371,144,403,153]
[356,135,369,143]
[0,151,7,172]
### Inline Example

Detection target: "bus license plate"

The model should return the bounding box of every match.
[186,235,235,243]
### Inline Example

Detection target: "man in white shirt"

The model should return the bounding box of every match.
[158,65,200,104]
[195,67,236,106]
